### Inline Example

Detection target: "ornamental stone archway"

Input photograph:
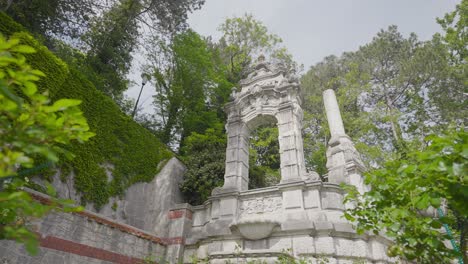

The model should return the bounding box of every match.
[221,56,308,192]
[165,57,393,264]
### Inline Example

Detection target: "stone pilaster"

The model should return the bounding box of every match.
[222,118,250,192]
[166,204,193,263]
[277,103,307,183]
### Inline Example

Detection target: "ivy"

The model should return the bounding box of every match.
[0,12,172,209]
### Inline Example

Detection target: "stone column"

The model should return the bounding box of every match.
[323,89,345,137]
[222,119,250,192]
[323,89,365,191]
[277,103,307,183]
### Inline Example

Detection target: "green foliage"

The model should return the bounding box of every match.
[179,129,226,205]
[151,29,231,149]
[0,12,26,36]
[0,34,90,255]
[217,14,298,83]
[218,14,281,82]
[3,0,206,102]
[275,249,311,264]
[82,0,141,99]
[301,24,462,171]
[1,0,95,44]
[343,130,467,263]
[437,0,468,65]
[0,33,94,177]
[0,14,172,209]
[249,125,281,189]
[434,0,468,126]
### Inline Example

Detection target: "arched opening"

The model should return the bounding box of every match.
[246,115,280,189]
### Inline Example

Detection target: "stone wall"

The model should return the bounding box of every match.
[1,157,187,264]
[0,190,167,264]
[34,157,186,237]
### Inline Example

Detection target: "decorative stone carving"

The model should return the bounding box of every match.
[240,197,282,215]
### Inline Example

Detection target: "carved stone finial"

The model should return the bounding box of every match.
[229,87,237,101]
[257,54,265,62]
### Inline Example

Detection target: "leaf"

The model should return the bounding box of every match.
[45,182,57,197]
[24,237,39,255]
[389,222,401,232]
[438,161,448,172]
[49,99,82,112]
[23,81,37,96]
[415,194,430,210]
[344,213,355,222]
[11,45,36,54]
[0,80,22,107]
[430,197,441,208]
[430,220,442,229]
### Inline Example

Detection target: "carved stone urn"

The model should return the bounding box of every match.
[230,218,280,240]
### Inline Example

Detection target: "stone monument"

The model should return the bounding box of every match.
[166,58,395,263]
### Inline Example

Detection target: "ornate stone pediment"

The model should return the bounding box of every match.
[230,57,299,104]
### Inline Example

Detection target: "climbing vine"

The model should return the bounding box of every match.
[0,13,172,209]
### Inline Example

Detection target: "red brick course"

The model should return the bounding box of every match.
[162,237,185,245]
[168,209,192,220]
[38,233,146,264]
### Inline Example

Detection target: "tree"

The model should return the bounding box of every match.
[150,29,231,149]
[217,15,297,187]
[179,129,226,205]
[301,25,459,171]
[1,0,96,45]
[249,125,281,189]
[0,34,94,254]
[340,5,468,263]
[217,14,298,83]
[434,0,467,126]
[437,0,468,66]
[343,129,467,263]
[82,0,142,100]
[4,0,205,102]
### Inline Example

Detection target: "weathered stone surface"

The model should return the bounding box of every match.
[221,58,308,192]
[34,157,186,238]
[0,208,165,264]
[323,89,346,136]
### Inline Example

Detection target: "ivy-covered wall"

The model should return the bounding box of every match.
[0,12,172,209]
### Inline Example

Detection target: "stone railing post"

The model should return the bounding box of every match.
[166,204,193,263]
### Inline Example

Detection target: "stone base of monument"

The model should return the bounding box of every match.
[167,180,397,263]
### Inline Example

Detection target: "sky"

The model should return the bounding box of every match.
[126,0,460,113]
